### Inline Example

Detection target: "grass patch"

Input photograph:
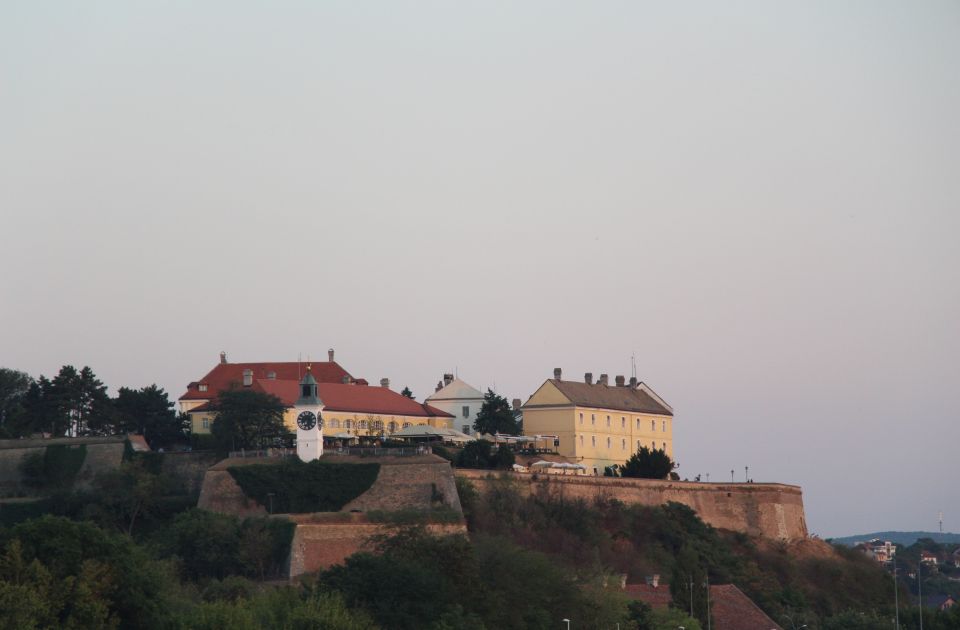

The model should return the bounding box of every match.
[227,459,380,513]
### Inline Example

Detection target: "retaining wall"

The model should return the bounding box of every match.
[0,437,126,496]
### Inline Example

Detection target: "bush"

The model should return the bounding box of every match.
[19,444,87,491]
[453,441,515,470]
[227,459,380,514]
[619,446,673,479]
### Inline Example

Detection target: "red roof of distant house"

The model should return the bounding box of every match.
[624,583,782,630]
[190,378,454,418]
[179,361,352,401]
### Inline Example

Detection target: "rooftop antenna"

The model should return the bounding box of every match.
[631,352,637,379]
[940,511,944,533]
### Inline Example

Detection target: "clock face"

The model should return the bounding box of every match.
[297,411,317,431]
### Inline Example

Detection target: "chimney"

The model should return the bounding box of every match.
[512,398,522,410]
[615,375,625,387]
[380,378,390,389]
[242,369,253,387]
[645,574,660,588]
[328,348,335,362]
[584,372,593,385]
[435,381,443,393]
[629,376,638,388]
[599,373,608,386]
[219,351,227,364]
[443,373,454,386]
[553,367,562,381]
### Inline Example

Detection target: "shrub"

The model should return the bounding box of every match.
[227,459,380,513]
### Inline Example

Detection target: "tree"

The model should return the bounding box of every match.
[472,389,519,435]
[91,461,169,535]
[0,368,33,436]
[619,446,674,479]
[113,385,187,449]
[454,440,515,470]
[210,388,290,451]
[28,366,114,436]
[400,387,414,399]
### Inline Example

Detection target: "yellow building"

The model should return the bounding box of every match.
[180,352,453,437]
[522,368,674,476]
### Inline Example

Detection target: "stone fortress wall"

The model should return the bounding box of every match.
[0,437,126,496]
[456,469,808,540]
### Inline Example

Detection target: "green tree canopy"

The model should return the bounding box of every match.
[472,389,519,435]
[400,386,414,399]
[454,440,515,470]
[0,368,34,437]
[619,446,674,479]
[113,385,186,448]
[210,388,290,451]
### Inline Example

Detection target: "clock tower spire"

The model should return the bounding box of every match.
[294,365,324,461]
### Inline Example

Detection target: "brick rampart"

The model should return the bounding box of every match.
[456,470,808,540]
[160,451,221,497]
[286,513,467,577]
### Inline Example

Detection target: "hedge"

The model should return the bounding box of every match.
[227,459,380,513]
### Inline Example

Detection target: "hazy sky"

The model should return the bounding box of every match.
[2,2,958,537]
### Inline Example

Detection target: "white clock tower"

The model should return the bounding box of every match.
[294,367,324,461]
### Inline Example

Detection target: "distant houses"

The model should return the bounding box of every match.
[424,374,485,436]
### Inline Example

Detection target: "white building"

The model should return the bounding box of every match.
[425,374,485,435]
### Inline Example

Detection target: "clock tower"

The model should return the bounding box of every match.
[294,366,324,461]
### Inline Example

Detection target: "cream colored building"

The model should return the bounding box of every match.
[522,368,674,476]
[425,374,485,436]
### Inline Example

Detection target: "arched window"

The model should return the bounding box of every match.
[621,417,625,428]
[621,438,626,450]
[591,414,595,425]
[651,441,655,449]
[606,437,611,448]
[662,419,667,432]
[606,415,610,427]
[651,419,656,432]
[591,436,596,447]
[388,421,397,433]
[402,422,412,428]
[329,418,340,428]
[358,420,368,429]
[579,435,584,446]
[579,413,583,425]
[371,420,383,431]
[344,419,352,429]
[636,418,640,430]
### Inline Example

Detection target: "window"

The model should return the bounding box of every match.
[201,418,209,429]
[344,419,352,429]
[388,421,397,432]
[329,419,340,428]
[591,414,595,425]
[662,419,667,432]
[662,442,667,450]
[591,436,596,447]
[621,417,625,428]
[606,437,611,448]
[621,438,626,450]
[636,418,640,430]
[579,435,584,446]
[462,406,470,418]
[358,420,368,429]
[651,419,656,432]
[651,441,655,449]
[403,422,412,428]
[462,424,471,434]
[606,415,610,427]
[371,420,383,431]
[637,440,641,450]
[198,384,208,392]
[579,413,583,424]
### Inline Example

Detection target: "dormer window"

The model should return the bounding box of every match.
[198,384,208,392]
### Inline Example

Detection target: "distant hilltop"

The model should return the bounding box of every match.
[830,531,960,546]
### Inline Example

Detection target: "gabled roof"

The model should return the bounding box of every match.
[426,378,485,402]
[189,379,454,418]
[528,379,673,416]
[179,361,352,401]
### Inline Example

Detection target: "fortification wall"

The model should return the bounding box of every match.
[286,513,467,577]
[456,470,808,540]
[160,451,221,497]
[197,454,463,518]
[0,437,126,496]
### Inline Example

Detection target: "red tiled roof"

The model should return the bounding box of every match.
[624,583,782,630]
[189,378,454,418]
[179,361,352,401]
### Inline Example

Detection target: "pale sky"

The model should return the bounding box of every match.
[1,1,958,537]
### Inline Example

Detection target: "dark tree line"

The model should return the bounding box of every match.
[0,366,187,448]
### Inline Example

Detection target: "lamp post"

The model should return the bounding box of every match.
[730,469,734,482]
[562,618,570,630]
[745,466,749,482]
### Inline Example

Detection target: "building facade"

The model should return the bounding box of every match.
[425,374,486,435]
[521,368,674,476]
[180,351,453,437]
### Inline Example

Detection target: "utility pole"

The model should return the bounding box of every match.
[745,466,749,482]
[730,469,734,483]
[893,558,900,630]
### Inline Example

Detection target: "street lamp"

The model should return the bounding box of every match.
[562,619,570,630]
